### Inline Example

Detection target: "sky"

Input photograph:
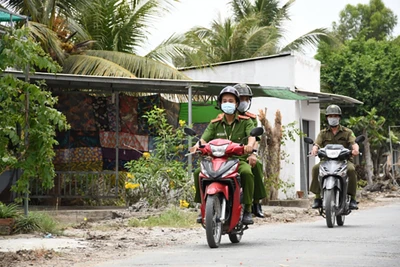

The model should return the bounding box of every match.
[142,0,400,57]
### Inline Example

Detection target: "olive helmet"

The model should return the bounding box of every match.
[217,86,240,107]
[325,104,342,117]
[233,83,253,97]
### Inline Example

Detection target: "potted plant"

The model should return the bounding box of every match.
[0,202,20,235]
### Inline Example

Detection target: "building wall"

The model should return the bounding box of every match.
[182,52,321,199]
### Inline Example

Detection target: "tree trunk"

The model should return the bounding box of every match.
[258,108,282,201]
[363,129,374,185]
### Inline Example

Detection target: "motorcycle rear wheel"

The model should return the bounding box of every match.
[228,232,242,243]
[205,194,222,248]
[324,189,336,228]
[336,215,345,226]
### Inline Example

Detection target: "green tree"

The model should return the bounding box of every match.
[0,28,69,196]
[0,0,190,79]
[315,38,400,127]
[345,108,387,185]
[174,0,333,67]
[230,0,332,52]
[332,0,397,42]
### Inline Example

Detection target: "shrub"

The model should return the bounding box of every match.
[0,202,20,219]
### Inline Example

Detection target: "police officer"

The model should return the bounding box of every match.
[310,104,359,209]
[190,86,256,225]
[233,83,267,218]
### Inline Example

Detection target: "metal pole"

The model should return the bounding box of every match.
[298,100,308,197]
[187,85,193,178]
[24,64,29,216]
[115,92,119,194]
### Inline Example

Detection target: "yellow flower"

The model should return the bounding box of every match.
[191,186,195,192]
[179,200,189,208]
[169,180,175,189]
[179,120,186,127]
[83,217,87,221]
[125,182,140,190]
[127,173,134,179]
[142,152,150,159]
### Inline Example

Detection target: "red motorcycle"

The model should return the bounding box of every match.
[185,127,263,248]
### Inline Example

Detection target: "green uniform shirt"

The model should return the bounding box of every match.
[315,125,356,148]
[201,113,254,145]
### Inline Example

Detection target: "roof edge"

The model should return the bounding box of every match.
[178,52,293,71]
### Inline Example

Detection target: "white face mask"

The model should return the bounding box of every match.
[221,103,236,114]
[237,101,250,113]
[328,117,340,127]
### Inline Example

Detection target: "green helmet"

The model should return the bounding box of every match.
[233,83,253,97]
[325,104,342,116]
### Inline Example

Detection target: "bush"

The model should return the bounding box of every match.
[14,212,61,234]
[125,107,193,208]
[0,202,19,219]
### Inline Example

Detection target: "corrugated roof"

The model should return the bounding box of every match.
[3,70,306,100]
[295,88,363,105]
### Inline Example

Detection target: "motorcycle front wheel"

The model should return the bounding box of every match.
[324,189,336,228]
[205,194,222,248]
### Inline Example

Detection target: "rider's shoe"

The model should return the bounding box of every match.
[242,211,254,225]
[252,203,265,218]
[196,213,202,223]
[312,198,322,209]
[349,199,359,210]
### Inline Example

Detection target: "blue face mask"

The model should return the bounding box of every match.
[221,103,236,114]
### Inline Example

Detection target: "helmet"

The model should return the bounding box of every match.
[218,86,240,106]
[233,83,253,97]
[325,104,342,116]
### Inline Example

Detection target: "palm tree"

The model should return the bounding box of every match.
[174,0,334,67]
[231,0,333,52]
[0,0,190,79]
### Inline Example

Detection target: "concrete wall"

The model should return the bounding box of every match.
[182,52,321,199]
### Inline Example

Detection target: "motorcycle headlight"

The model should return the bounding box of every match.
[326,149,341,158]
[210,144,229,157]
[222,162,239,178]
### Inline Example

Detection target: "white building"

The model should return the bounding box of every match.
[181,52,362,199]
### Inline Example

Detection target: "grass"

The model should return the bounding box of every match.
[128,207,198,228]
[14,212,63,235]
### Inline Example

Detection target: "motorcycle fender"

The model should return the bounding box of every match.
[323,176,341,190]
[205,183,229,200]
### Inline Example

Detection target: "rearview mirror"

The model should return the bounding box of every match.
[250,127,264,137]
[184,127,196,137]
[355,135,365,143]
[304,137,314,144]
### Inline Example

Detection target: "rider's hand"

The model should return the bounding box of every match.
[311,145,319,156]
[189,144,199,153]
[247,153,257,167]
[352,149,359,156]
[244,144,253,154]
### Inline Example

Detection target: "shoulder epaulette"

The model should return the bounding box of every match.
[244,112,257,119]
[238,114,250,120]
[211,117,223,123]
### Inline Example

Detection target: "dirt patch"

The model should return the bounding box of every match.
[0,249,59,267]
[1,190,399,267]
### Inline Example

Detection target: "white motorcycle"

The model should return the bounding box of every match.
[304,135,365,228]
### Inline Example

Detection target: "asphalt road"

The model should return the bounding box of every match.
[96,201,400,267]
